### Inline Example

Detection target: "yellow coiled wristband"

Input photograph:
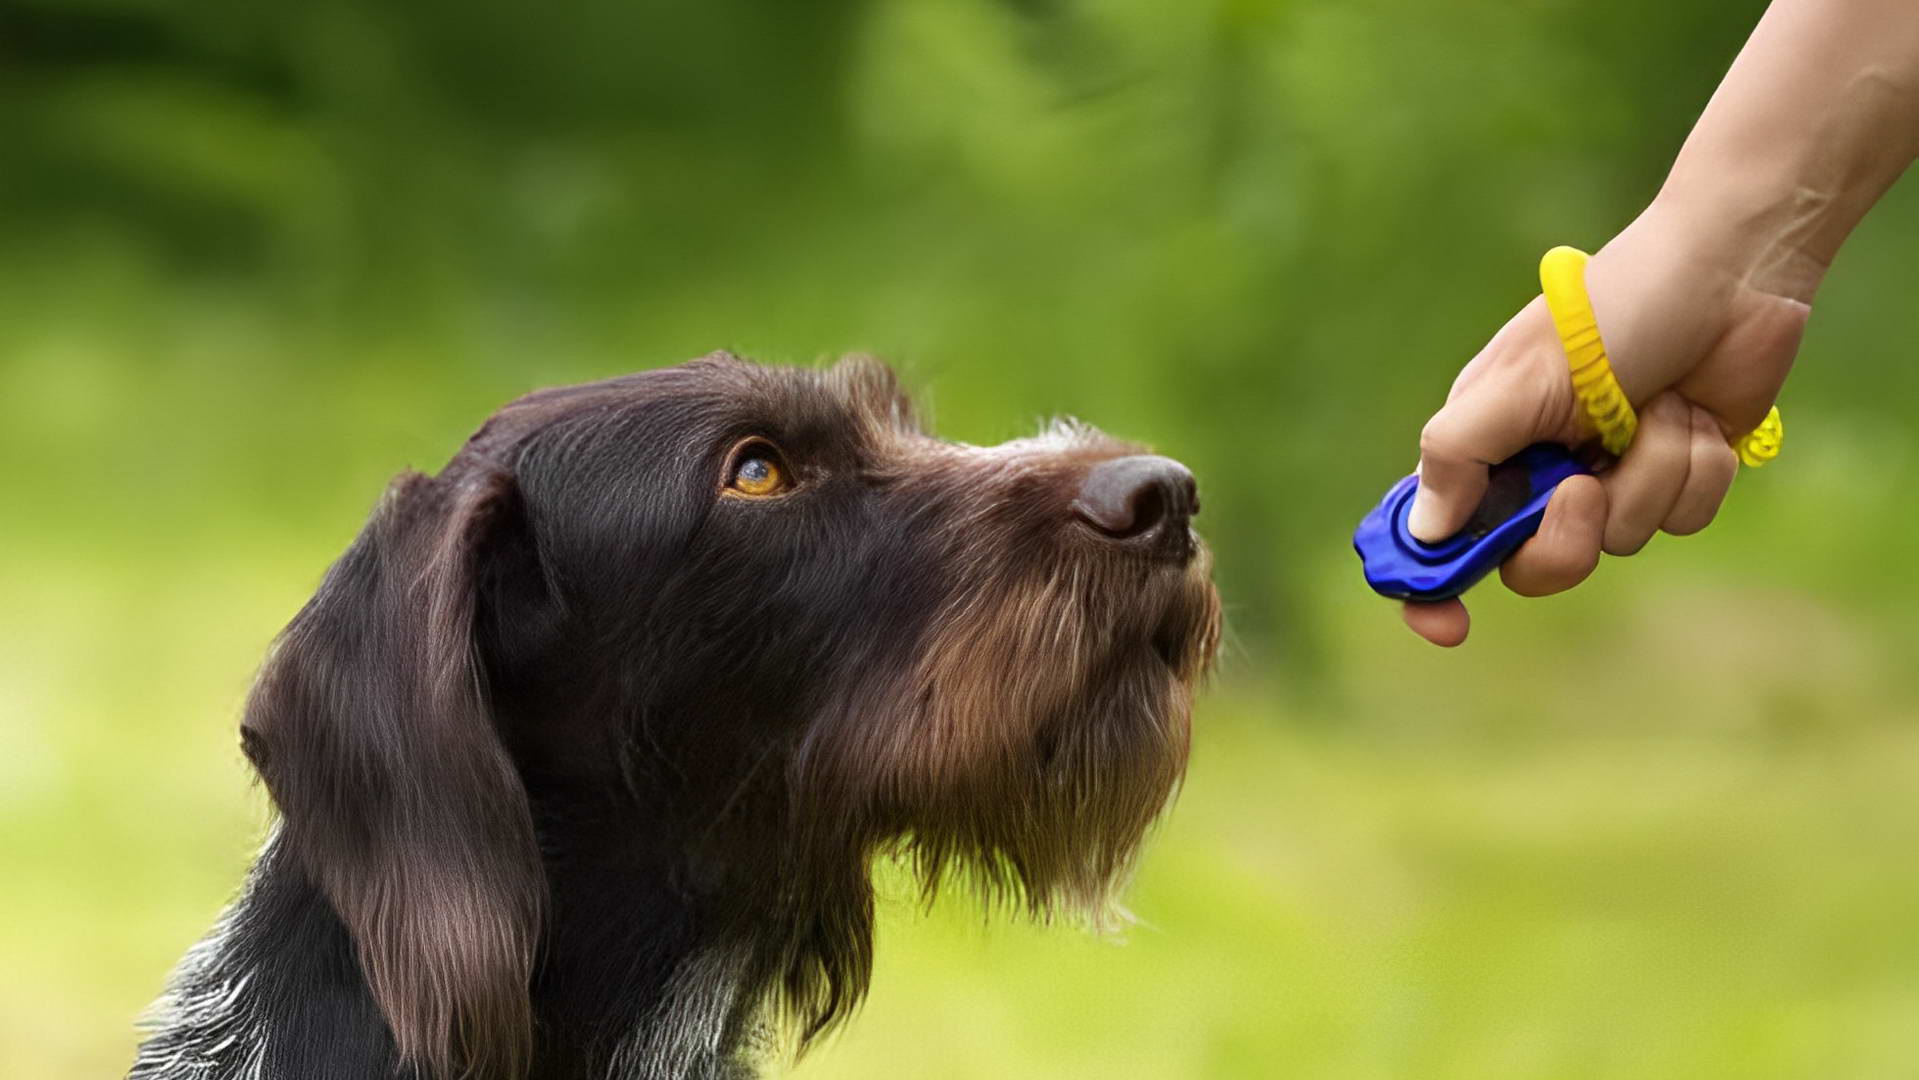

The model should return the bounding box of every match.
[1538,245,1784,467]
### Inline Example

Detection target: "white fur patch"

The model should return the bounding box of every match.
[605,945,764,1080]
[128,840,272,1080]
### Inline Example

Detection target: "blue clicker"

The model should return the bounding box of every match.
[1353,443,1590,602]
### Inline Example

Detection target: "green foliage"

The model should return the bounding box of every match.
[5,0,1918,1076]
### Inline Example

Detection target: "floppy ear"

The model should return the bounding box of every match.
[242,464,545,1080]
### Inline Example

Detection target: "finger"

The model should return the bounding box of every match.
[1599,392,1693,556]
[1498,473,1605,597]
[1663,404,1739,535]
[1408,374,1545,543]
[1402,598,1470,647]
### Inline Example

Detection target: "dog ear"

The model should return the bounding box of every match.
[242,464,545,1080]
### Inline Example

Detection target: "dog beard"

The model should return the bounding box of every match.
[796,476,1221,930]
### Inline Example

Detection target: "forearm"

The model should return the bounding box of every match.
[1653,0,1919,303]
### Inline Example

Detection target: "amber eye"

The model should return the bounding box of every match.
[727,446,789,496]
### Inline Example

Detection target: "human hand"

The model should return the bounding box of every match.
[1401,203,1808,646]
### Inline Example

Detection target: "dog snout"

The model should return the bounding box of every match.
[1072,455,1198,546]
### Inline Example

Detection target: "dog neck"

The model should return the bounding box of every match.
[525,785,780,1080]
[129,827,777,1080]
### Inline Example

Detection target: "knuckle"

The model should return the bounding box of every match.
[1559,544,1603,585]
[1688,401,1723,438]
[1700,437,1739,479]
[1417,417,1459,463]
[1507,541,1599,597]
[1644,392,1689,424]
[1662,514,1712,537]
[1603,529,1652,557]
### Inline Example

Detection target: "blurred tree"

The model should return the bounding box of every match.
[0,0,1898,662]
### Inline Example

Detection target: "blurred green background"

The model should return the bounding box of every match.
[5,0,1919,1076]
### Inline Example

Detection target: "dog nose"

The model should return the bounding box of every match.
[1073,455,1199,540]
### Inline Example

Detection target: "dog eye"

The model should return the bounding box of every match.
[726,444,790,497]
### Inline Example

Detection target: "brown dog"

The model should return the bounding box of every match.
[130,353,1219,1080]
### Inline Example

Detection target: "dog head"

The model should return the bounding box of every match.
[241,352,1220,1076]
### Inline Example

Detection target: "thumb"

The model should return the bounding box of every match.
[1407,355,1558,544]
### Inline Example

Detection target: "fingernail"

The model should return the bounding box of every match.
[1407,490,1442,542]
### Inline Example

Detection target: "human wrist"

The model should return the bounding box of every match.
[1643,170,1829,307]
[1645,0,1919,304]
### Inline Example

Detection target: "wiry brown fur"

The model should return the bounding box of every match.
[131,353,1219,1080]
[242,465,548,1079]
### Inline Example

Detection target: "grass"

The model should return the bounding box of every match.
[9,515,1918,1077]
[6,273,1917,1077]
[799,671,1919,1079]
